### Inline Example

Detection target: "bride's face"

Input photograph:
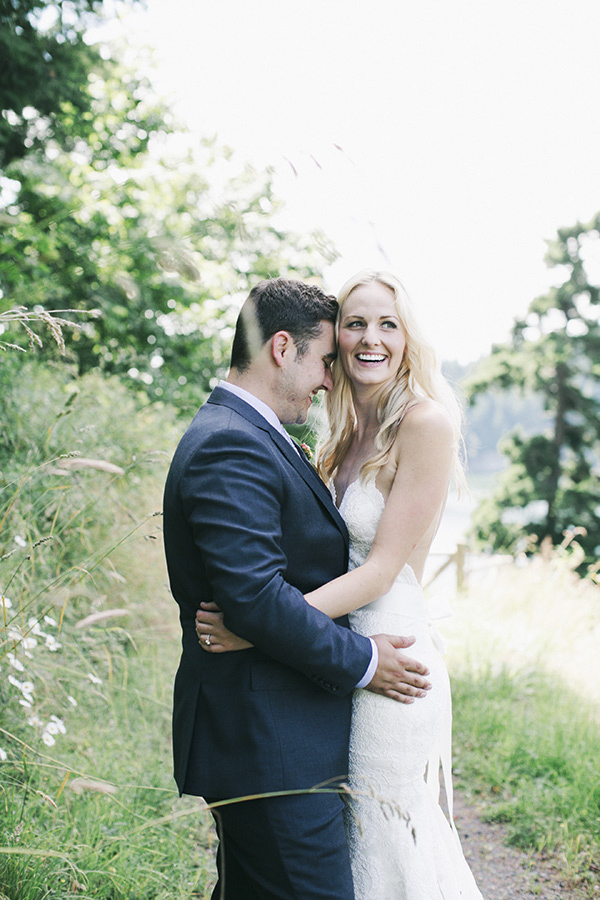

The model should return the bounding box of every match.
[337,281,407,389]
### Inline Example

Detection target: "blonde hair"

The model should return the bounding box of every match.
[317,269,466,490]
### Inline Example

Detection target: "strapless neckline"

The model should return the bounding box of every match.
[332,477,385,513]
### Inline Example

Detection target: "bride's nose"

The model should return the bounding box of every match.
[361,325,381,346]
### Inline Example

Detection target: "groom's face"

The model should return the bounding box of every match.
[279,322,336,425]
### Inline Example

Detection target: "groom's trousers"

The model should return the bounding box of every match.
[207,789,355,900]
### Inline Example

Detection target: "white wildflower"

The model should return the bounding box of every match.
[88,673,103,685]
[1,595,12,609]
[46,721,60,735]
[22,636,37,651]
[45,635,62,651]
[8,654,25,672]
[27,715,43,728]
[7,627,22,642]
[68,695,78,707]
[49,715,66,734]
[28,618,43,636]
[42,732,56,747]
[19,698,32,708]
[0,748,7,761]
[14,535,27,548]
[8,674,22,689]
[21,681,34,694]
[43,615,57,627]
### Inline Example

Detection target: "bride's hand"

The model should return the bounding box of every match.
[195,602,253,652]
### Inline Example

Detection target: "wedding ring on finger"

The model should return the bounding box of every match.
[198,634,211,647]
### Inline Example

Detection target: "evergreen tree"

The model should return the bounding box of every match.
[465,214,600,570]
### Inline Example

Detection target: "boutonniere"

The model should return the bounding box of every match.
[300,442,313,460]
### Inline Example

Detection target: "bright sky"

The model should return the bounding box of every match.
[115,0,600,363]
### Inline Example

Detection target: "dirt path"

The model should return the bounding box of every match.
[453,791,591,900]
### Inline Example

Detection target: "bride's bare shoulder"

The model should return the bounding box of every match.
[400,399,453,438]
[386,401,454,477]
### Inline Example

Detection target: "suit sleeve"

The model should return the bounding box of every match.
[179,427,372,696]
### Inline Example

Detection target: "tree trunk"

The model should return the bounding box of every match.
[546,361,568,538]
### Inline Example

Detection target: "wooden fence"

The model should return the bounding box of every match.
[424,545,514,592]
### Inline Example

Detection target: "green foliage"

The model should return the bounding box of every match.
[1,2,336,412]
[443,540,600,892]
[1,62,337,413]
[464,213,600,568]
[1,626,215,899]
[452,669,600,891]
[0,354,176,621]
[0,0,126,167]
[0,358,218,898]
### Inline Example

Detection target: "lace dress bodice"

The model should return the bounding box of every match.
[336,477,383,569]
[334,478,419,586]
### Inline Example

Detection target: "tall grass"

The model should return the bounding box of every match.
[0,357,217,899]
[439,542,600,894]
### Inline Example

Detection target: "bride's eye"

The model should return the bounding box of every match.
[346,320,364,328]
[381,320,398,329]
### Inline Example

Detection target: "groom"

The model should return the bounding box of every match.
[163,278,430,900]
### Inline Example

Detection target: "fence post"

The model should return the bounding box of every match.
[456,543,466,591]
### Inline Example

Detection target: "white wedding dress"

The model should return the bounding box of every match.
[336,478,484,900]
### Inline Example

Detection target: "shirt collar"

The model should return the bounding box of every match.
[218,381,296,446]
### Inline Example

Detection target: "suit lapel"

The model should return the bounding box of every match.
[207,386,349,546]
[268,429,349,540]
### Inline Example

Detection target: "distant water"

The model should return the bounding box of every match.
[425,483,512,600]
[431,490,477,554]
[425,488,486,597]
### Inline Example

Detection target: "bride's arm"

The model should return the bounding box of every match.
[304,402,454,619]
[196,402,454,647]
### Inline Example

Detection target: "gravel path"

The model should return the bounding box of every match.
[453,791,592,900]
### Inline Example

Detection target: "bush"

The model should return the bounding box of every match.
[1,357,216,898]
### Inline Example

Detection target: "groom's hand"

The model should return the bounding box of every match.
[367,634,432,703]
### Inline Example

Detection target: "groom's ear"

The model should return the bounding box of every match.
[271,331,294,367]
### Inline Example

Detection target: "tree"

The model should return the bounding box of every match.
[465,213,600,570]
[0,58,337,411]
[0,0,133,167]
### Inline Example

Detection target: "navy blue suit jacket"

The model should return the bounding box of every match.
[163,386,372,798]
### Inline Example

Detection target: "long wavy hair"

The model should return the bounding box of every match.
[317,269,466,490]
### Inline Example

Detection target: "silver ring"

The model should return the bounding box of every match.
[204,634,211,647]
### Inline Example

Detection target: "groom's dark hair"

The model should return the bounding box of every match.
[230,278,338,371]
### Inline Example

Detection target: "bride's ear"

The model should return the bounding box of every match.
[271,331,294,367]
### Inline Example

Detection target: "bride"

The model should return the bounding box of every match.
[197,270,484,899]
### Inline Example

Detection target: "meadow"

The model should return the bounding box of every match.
[440,542,600,895]
[1,358,599,898]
